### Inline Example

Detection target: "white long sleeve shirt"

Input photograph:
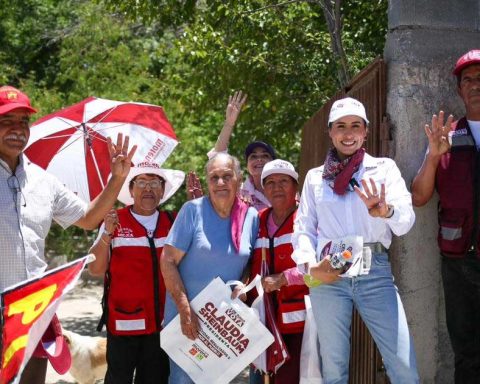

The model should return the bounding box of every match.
[292,153,415,264]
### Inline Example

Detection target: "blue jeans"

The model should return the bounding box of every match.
[168,358,194,384]
[309,253,419,384]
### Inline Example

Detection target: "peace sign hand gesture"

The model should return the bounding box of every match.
[354,178,390,218]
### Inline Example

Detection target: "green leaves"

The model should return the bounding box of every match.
[0,0,387,260]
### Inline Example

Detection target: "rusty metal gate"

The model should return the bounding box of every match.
[299,58,391,384]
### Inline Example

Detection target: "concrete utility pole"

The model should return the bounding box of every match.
[384,1,480,383]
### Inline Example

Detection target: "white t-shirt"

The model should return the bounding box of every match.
[468,120,480,148]
[95,210,159,242]
[131,211,159,237]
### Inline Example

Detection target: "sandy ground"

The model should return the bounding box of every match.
[45,277,249,384]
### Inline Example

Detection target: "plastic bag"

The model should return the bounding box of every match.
[161,276,274,384]
[299,295,323,384]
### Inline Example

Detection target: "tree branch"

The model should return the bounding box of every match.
[316,0,350,87]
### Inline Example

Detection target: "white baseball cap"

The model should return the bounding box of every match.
[328,97,369,125]
[261,159,299,187]
[117,162,185,206]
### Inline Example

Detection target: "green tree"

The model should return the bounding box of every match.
[0,0,387,261]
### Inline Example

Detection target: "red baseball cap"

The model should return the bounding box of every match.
[32,315,71,374]
[453,49,480,76]
[0,85,37,115]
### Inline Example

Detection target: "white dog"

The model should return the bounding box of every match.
[62,329,107,384]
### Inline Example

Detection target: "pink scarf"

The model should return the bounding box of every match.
[231,196,249,253]
[323,148,365,195]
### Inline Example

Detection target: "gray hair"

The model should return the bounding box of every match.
[205,152,243,181]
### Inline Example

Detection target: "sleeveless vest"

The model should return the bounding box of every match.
[436,117,480,258]
[105,207,174,335]
[251,208,308,334]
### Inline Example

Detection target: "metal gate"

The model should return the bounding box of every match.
[299,58,391,384]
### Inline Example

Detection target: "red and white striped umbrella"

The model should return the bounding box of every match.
[24,97,178,202]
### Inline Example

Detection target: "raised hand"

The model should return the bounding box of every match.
[225,90,247,128]
[107,133,137,178]
[425,110,454,157]
[186,171,204,200]
[354,178,389,218]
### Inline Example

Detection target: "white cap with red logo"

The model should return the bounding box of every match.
[328,97,369,125]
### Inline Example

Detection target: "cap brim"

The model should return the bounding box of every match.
[453,60,480,76]
[32,316,71,374]
[0,103,37,115]
[44,336,72,374]
[261,169,299,187]
[244,141,276,160]
[117,167,185,206]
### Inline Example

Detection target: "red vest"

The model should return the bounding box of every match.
[106,207,174,335]
[251,208,308,334]
[436,117,479,258]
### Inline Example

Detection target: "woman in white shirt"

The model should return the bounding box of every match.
[292,97,419,384]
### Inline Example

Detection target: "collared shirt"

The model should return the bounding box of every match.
[0,155,87,291]
[292,153,415,264]
[468,119,480,148]
[239,176,271,211]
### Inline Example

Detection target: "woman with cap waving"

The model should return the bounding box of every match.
[88,162,184,384]
[249,159,308,384]
[201,90,277,211]
[292,98,419,383]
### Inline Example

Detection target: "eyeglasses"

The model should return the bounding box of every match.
[7,173,26,208]
[133,180,164,189]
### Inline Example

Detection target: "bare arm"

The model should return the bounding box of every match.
[411,111,453,207]
[160,244,199,340]
[213,91,247,153]
[88,210,118,276]
[75,134,137,229]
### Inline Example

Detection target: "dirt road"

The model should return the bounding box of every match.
[45,278,249,383]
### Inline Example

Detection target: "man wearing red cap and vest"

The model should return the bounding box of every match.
[0,85,136,383]
[412,49,480,383]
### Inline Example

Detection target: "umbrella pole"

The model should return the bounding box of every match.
[263,374,270,384]
[88,145,106,189]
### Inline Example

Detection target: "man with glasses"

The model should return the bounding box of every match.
[88,162,184,384]
[0,85,136,383]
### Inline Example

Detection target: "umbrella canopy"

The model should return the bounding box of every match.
[24,97,178,202]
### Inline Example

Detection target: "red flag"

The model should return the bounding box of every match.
[0,256,88,384]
